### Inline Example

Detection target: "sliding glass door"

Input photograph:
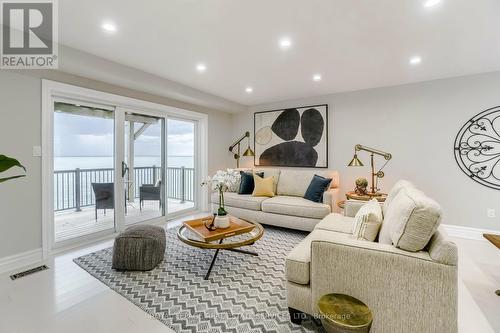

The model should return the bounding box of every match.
[53,102,116,243]
[51,100,199,248]
[123,111,166,225]
[167,118,196,215]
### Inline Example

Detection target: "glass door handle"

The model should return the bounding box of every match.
[121,161,128,178]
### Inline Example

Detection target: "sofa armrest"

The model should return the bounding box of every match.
[323,188,340,213]
[310,233,457,332]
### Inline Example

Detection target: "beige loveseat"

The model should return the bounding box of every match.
[211,169,340,231]
[285,181,458,333]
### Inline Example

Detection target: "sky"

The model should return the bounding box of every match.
[54,112,194,157]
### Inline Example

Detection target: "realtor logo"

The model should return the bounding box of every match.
[1,0,58,69]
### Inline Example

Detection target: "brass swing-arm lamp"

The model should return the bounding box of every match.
[348,144,392,195]
[229,131,255,168]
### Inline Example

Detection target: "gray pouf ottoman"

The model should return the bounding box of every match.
[112,225,166,271]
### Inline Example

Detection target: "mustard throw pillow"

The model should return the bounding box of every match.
[252,174,275,197]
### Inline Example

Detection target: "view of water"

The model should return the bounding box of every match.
[55,156,194,170]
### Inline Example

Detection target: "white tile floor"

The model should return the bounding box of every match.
[0,216,498,333]
[453,236,500,332]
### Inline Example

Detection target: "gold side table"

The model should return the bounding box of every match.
[338,192,387,210]
[318,293,372,333]
[345,191,387,202]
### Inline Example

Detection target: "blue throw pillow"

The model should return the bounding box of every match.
[304,174,333,203]
[238,171,264,194]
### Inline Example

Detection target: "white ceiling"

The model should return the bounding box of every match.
[59,0,500,109]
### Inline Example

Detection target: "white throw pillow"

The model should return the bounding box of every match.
[352,199,383,242]
[382,180,415,216]
[379,180,415,244]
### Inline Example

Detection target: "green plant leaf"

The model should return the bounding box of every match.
[0,155,26,173]
[0,175,26,183]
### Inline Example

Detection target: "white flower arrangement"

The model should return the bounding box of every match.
[201,169,240,192]
[201,169,241,216]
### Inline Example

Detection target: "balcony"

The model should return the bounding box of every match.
[54,166,194,242]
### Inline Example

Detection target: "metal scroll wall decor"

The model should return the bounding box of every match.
[454,106,500,190]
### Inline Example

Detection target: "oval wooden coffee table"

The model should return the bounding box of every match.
[177,216,264,280]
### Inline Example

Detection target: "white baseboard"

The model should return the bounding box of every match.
[0,248,43,275]
[441,224,499,241]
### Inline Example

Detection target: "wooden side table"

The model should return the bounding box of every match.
[318,293,373,333]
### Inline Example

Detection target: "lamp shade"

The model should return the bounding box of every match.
[243,147,255,157]
[348,154,364,167]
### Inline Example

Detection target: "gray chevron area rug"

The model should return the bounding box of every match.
[73,226,325,332]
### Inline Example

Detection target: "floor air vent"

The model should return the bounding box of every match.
[10,265,49,280]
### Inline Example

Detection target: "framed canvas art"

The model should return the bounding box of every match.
[254,104,328,167]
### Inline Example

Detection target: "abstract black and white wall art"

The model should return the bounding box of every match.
[254,104,328,167]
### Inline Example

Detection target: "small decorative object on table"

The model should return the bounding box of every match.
[204,214,217,231]
[354,177,368,195]
[202,169,240,229]
[348,144,392,196]
[318,293,373,333]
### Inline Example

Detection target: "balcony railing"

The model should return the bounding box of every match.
[54,166,194,212]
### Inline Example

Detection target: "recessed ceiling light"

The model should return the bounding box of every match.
[409,56,422,65]
[313,74,322,82]
[101,22,117,33]
[279,38,292,50]
[423,0,441,8]
[196,63,207,73]
[245,87,253,93]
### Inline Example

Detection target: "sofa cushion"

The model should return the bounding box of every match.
[426,229,458,266]
[379,180,415,244]
[304,174,333,203]
[286,232,314,285]
[211,192,268,211]
[277,169,337,197]
[382,180,415,217]
[314,213,354,234]
[286,229,352,285]
[261,196,331,219]
[384,188,442,252]
[278,170,315,197]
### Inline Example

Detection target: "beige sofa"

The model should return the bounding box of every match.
[285,181,458,332]
[211,169,340,231]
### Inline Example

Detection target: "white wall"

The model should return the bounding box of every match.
[0,69,234,259]
[233,71,500,231]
